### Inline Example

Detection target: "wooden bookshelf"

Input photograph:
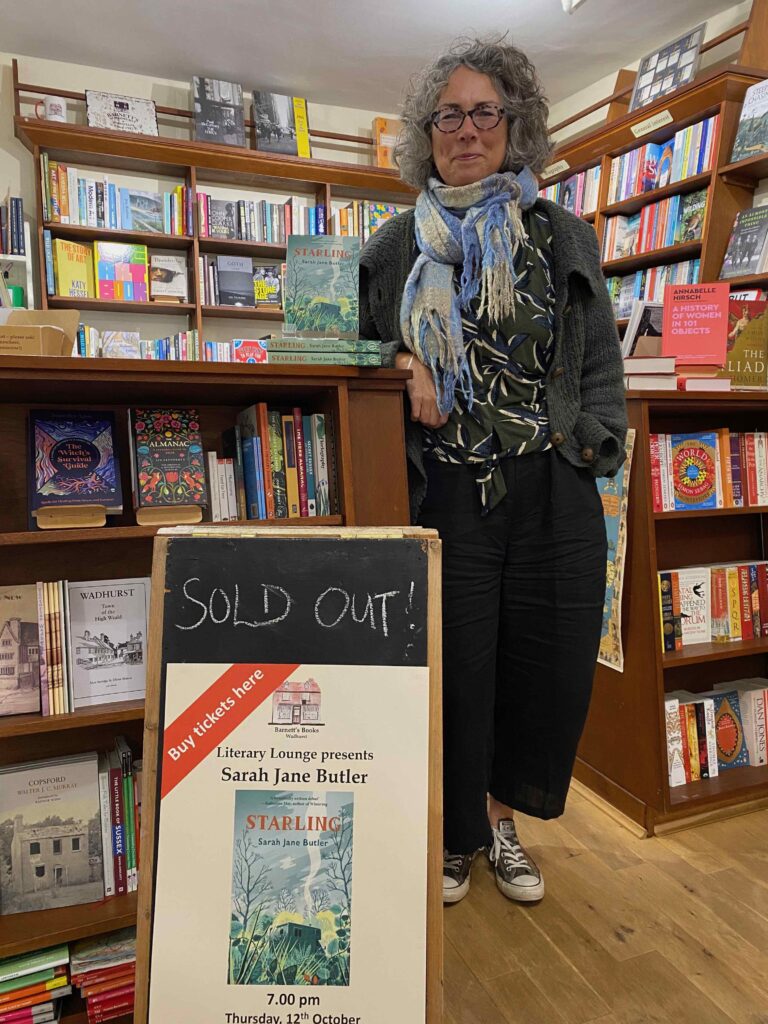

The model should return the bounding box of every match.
[200,303,283,320]
[575,392,768,833]
[47,295,197,315]
[42,222,193,250]
[0,893,139,960]
[0,701,145,739]
[602,240,702,277]
[601,170,712,218]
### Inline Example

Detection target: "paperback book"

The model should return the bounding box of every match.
[216,255,255,307]
[93,241,149,302]
[149,254,188,302]
[66,578,150,708]
[0,752,104,915]
[730,79,768,164]
[129,408,207,509]
[52,239,94,297]
[722,298,768,388]
[0,586,41,717]
[208,199,238,240]
[284,235,360,339]
[670,432,718,510]
[252,265,281,306]
[229,789,353,987]
[30,411,122,514]
[252,91,311,158]
[193,78,245,147]
[720,206,768,279]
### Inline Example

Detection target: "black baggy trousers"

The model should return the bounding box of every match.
[418,448,608,854]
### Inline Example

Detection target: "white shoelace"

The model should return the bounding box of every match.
[491,828,531,873]
[443,851,467,875]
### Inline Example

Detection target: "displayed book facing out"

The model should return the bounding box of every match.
[722,298,768,388]
[129,408,207,510]
[216,255,255,307]
[52,238,95,297]
[93,241,149,302]
[372,116,399,169]
[284,234,360,339]
[720,206,768,279]
[0,586,41,718]
[0,752,104,915]
[66,578,150,708]
[149,254,188,302]
[730,79,768,164]
[29,411,122,515]
[252,91,311,158]
[193,77,245,147]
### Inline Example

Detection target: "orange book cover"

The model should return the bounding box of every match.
[0,974,68,1006]
[685,704,701,781]
[373,116,400,170]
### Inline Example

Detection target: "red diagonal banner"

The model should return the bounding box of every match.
[161,663,300,798]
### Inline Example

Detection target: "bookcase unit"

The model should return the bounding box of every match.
[2,68,416,1024]
[577,392,768,833]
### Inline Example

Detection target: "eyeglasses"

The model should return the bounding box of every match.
[429,104,507,133]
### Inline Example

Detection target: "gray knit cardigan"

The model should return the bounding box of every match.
[359,199,628,524]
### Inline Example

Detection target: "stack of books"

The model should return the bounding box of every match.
[70,929,137,1023]
[0,945,71,1023]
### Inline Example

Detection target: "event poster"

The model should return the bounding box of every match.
[598,428,635,672]
[148,661,429,1023]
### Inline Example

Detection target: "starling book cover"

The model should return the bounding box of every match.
[283,235,360,339]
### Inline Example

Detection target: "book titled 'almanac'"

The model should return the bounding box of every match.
[30,411,122,514]
[129,408,207,509]
[229,790,353,987]
[283,235,360,340]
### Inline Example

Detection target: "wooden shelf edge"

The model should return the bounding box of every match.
[0,700,145,738]
[47,296,196,314]
[200,304,283,320]
[666,765,768,809]
[654,505,768,519]
[602,241,702,276]
[602,172,712,218]
[662,636,768,667]
[43,222,192,249]
[0,893,138,960]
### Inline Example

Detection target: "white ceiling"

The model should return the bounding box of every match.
[0,0,742,113]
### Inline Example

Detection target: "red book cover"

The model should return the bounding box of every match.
[87,984,134,1006]
[678,706,692,783]
[109,756,127,896]
[738,565,754,640]
[81,971,135,998]
[73,964,135,987]
[292,407,309,517]
[649,434,663,512]
[0,977,66,1007]
[711,567,729,641]
[746,433,758,506]
[87,999,134,1023]
[257,402,275,519]
[758,563,768,637]
[662,282,730,365]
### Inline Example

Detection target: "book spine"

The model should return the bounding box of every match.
[109,762,127,896]
[35,582,49,717]
[256,352,381,366]
[217,458,231,521]
[311,414,331,517]
[730,433,744,508]
[658,572,676,653]
[693,701,710,779]
[726,566,742,640]
[678,704,692,782]
[685,704,701,781]
[224,458,238,522]
[303,414,317,516]
[711,567,729,642]
[670,570,683,651]
[255,438,268,520]
[749,562,761,640]
[98,759,116,897]
[40,153,51,223]
[664,698,687,787]
[281,415,301,518]
[256,404,275,519]
[746,433,758,506]
[292,408,309,517]
[43,229,55,296]
[738,565,754,640]
[649,434,663,513]
[758,563,768,637]
[754,689,768,765]
[241,438,260,519]
[268,411,288,518]
[119,745,137,892]
[49,161,60,222]
[206,452,221,521]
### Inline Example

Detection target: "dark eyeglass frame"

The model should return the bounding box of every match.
[429,103,508,133]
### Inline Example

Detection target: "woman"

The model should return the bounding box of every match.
[360,38,627,905]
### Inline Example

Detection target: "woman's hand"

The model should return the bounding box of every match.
[395,352,450,428]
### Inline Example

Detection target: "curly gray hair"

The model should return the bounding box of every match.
[394,37,551,191]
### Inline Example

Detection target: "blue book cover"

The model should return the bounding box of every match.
[119,188,132,230]
[284,234,360,339]
[107,183,118,229]
[229,789,353,987]
[241,436,260,519]
[78,179,87,226]
[303,414,317,515]
[30,410,122,512]
[712,691,749,770]
[254,436,266,520]
[43,228,55,295]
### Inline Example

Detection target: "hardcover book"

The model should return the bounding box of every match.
[721,299,768,388]
[216,255,255,307]
[0,586,41,718]
[284,235,360,339]
[66,578,150,708]
[372,116,399,170]
[720,206,768,279]
[149,254,188,302]
[122,190,163,234]
[30,411,122,513]
[252,91,311,158]
[93,242,149,302]
[712,690,750,770]
[0,753,104,915]
[229,790,353,986]
[252,265,281,306]
[670,432,718,510]
[193,78,245,147]
[730,79,768,164]
[101,331,141,359]
[675,190,707,244]
[208,199,238,240]
[52,239,94,298]
[129,408,207,509]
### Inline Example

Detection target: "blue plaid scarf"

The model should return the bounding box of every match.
[400,167,538,414]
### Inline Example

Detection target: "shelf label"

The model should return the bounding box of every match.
[630,109,674,138]
[542,158,570,179]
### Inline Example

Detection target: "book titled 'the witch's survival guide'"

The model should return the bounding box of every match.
[283,234,360,339]
[30,410,122,514]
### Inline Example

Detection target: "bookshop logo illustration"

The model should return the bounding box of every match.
[270,678,323,728]
[229,789,353,988]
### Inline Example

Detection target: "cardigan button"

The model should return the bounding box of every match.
[552,366,565,379]
[551,432,566,446]
[581,447,595,462]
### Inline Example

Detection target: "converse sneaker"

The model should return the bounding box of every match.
[443,849,476,904]
[489,818,544,902]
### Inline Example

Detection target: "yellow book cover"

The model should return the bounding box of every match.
[726,566,742,640]
[716,427,732,507]
[685,704,701,781]
[373,116,400,170]
[52,239,95,297]
[281,414,301,518]
[58,163,70,223]
[292,97,311,159]
[174,184,183,235]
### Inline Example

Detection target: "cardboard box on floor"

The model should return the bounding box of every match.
[0,310,79,356]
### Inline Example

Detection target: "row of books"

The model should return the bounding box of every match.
[606,115,719,205]
[198,253,282,307]
[0,748,140,919]
[47,237,151,302]
[607,259,701,318]
[0,576,149,718]
[665,680,766,787]
[213,405,332,521]
[198,191,324,243]
[330,200,410,242]
[0,943,71,1023]
[650,430,768,511]
[42,156,192,235]
[71,929,137,1024]
[0,196,24,256]
[537,165,601,218]
[658,561,768,650]
[602,189,706,261]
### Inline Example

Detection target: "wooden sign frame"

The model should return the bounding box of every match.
[134,525,442,1024]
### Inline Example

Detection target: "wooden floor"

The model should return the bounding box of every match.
[443,788,768,1024]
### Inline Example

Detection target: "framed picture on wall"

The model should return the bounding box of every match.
[629,24,706,112]
[85,90,159,136]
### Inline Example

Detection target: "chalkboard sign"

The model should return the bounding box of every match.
[135,526,441,1024]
